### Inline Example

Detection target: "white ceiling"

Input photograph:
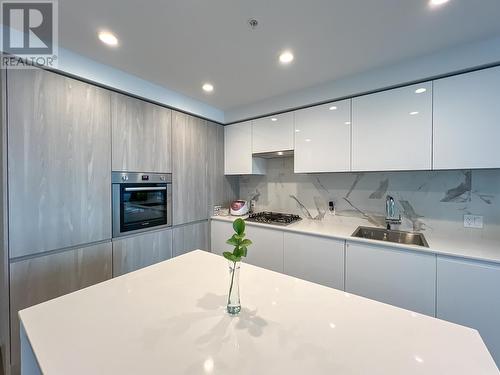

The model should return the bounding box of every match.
[59,0,500,111]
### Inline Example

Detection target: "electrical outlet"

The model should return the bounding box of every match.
[464,215,484,229]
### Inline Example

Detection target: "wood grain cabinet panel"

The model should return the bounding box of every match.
[9,242,112,373]
[206,122,238,218]
[7,69,112,258]
[172,111,208,225]
[112,228,173,276]
[173,221,209,257]
[111,92,172,173]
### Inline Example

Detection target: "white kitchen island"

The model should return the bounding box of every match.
[19,250,498,375]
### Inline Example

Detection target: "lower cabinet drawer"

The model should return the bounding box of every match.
[112,228,173,276]
[345,241,436,316]
[9,242,112,373]
[172,221,208,257]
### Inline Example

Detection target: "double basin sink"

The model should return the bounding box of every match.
[351,226,429,248]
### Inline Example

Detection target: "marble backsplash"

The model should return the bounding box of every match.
[239,157,500,243]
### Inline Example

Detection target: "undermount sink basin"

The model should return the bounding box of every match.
[351,226,429,248]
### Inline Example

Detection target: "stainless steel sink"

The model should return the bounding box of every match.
[351,226,429,248]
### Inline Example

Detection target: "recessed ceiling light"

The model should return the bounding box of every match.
[305,138,312,142]
[271,117,278,122]
[98,31,118,46]
[415,88,427,94]
[295,129,301,133]
[410,111,419,115]
[345,121,351,125]
[329,106,338,111]
[277,151,283,156]
[279,50,294,64]
[202,83,214,93]
[429,0,450,7]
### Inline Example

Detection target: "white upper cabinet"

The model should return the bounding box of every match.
[433,66,500,170]
[224,122,265,175]
[352,82,433,171]
[294,100,351,173]
[252,112,294,153]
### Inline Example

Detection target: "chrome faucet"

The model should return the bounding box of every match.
[385,195,401,229]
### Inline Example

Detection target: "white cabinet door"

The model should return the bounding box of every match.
[352,82,432,171]
[345,241,436,316]
[210,220,284,273]
[245,225,284,273]
[224,122,266,175]
[294,100,351,173]
[284,233,345,290]
[437,256,500,367]
[252,112,294,153]
[433,66,500,170]
[210,219,233,256]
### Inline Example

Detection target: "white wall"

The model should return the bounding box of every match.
[225,35,500,123]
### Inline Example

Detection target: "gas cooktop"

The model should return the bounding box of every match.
[246,212,302,226]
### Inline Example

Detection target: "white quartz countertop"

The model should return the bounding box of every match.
[20,251,498,375]
[212,215,500,264]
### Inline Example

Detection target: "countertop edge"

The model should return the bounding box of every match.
[210,216,500,265]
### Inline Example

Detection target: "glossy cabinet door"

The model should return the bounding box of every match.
[345,241,436,316]
[352,82,432,171]
[210,220,284,273]
[173,221,209,257]
[206,122,239,217]
[7,69,112,258]
[111,92,172,173]
[244,225,284,273]
[210,220,233,256]
[437,256,500,367]
[294,100,351,173]
[284,233,345,290]
[433,66,500,169]
[252,112,294,153]
[112,228,172,276]
[10,242,112,373]
[224,122,266,175]
[172,111,208,225]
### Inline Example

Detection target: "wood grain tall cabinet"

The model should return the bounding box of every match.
[4,68,114,375]
[111,92,172,173]
[0,68,10,375]
[172,111,208,225]
[7,69,112,258]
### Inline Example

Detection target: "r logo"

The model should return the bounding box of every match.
[2,1,54,55]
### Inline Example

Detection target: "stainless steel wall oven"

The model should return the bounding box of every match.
[112,172,172,237]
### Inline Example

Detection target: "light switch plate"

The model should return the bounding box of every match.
[464,215,484,229]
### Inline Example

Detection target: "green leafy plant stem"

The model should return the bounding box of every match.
[227,260,237,306]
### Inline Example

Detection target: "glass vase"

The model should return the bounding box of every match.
[226,261,241,315]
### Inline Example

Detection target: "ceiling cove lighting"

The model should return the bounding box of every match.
[98,31,119,46]
[429,0,450,7]
[202,83,214,93]
[279,50,294,64]
[415,88,427,94]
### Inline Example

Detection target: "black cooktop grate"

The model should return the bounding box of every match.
[246,212,302,226]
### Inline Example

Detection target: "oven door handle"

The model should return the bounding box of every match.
[124,187,167,192]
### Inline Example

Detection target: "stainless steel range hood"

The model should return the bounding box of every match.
[252,150,294,159]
